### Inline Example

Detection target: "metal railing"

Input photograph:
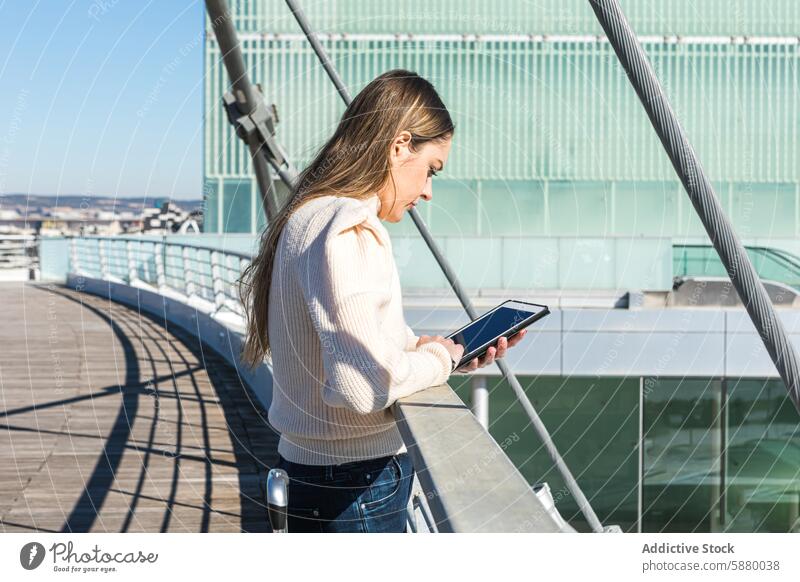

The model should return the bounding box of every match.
[70,236,249,318]
[674,244,800,291]
[0,234,39,281]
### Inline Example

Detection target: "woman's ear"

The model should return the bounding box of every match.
[390,130,413,164]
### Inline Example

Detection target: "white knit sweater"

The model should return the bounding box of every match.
[267,193,454,465]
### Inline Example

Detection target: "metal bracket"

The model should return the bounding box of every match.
[222,85,290,170]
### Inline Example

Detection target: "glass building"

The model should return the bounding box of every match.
[448,375,800,533]
[203,1,800,532]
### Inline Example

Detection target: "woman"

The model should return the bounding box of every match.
[239,69,527,533]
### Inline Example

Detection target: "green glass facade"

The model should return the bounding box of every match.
[221,0,800,37]
[451,375,800,533]
[204,2,800,245]
[450,375,640,532]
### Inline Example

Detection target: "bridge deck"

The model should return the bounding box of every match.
[0,283,279,532]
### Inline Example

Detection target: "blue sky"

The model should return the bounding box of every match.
[0,1,205,200]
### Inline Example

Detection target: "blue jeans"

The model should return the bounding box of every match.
[274,452,414,533]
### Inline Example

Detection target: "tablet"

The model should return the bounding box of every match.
[445,299,550,369]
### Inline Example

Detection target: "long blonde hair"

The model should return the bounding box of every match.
[239,69,454,368]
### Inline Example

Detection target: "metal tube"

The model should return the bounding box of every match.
[284,0,352,104]
[710,379,722,532]
[205,0,257,110]
[588,0,800,414]
[471,375,489,429]
[284,0,604,532]
[266,468,289,533]
[205,0,281,221]
[247,139,279,218]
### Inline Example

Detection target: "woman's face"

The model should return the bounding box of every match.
[377,131,452,223]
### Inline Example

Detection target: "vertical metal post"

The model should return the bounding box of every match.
[413,491,439,533]
[471,375,489,429]
[154,243,166,292]
[237,257,250,314]
[638,375,644,533]
[210,250,225,312]
[720,377,728,527]
[98,239,108,280]
[683,247,688,276]
[28,235,38,281]
[69,238,79,274]
[183,246,196,298]
[140,245,149,283]
[710,378,723,532]
[405,496,418,533]
[126,240,137,284]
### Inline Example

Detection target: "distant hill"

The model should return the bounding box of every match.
[0,194,204,213]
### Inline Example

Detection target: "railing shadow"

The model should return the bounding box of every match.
[31,285,273,532]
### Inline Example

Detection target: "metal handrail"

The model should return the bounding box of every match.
[0,234,39,275]
[674,244,800,288]
[69,236,249,317]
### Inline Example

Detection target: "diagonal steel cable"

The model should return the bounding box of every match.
[588,0,800,415]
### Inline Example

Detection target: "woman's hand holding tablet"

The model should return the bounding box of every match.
[414,299,550,373]
[417,329,528,372]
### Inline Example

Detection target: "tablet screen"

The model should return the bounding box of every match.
[448,306,535,356]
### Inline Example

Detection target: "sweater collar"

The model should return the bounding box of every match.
[364,194,381,218]
[327,194,386,246]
